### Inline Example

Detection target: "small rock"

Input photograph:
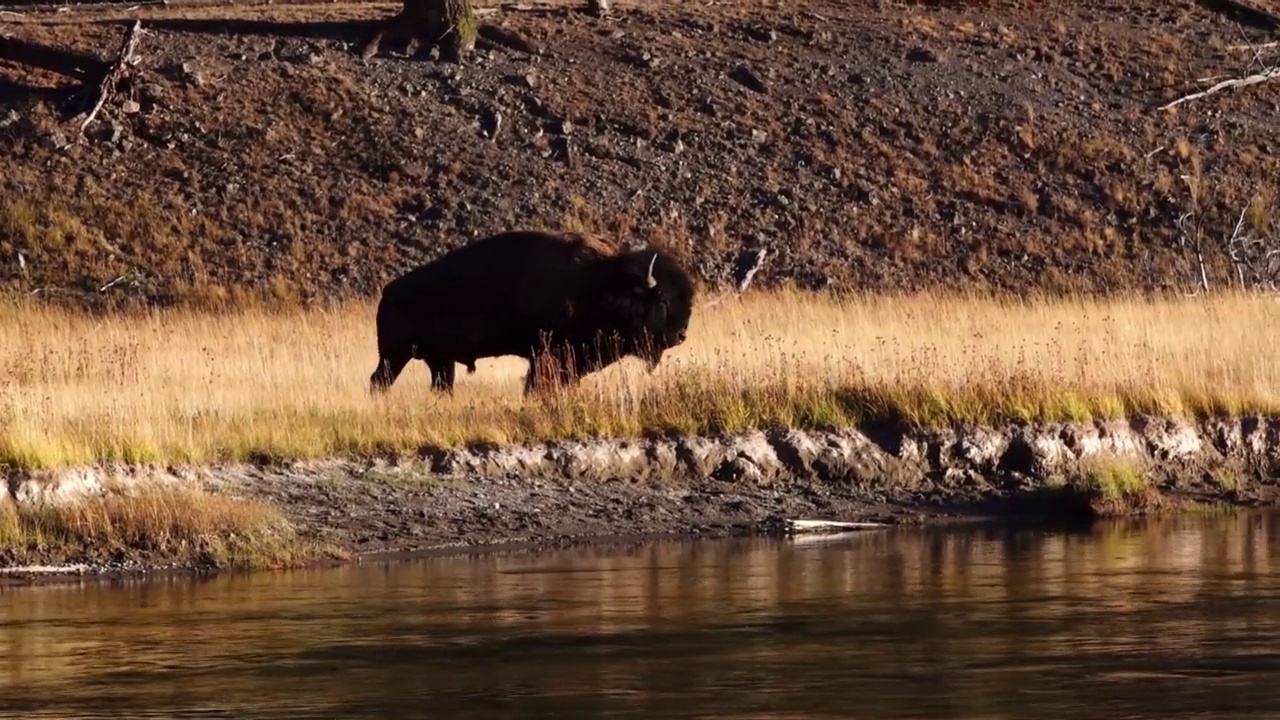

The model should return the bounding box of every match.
[180,61,204,85]
[121,100,141,115]
[553,136,572,166]
[140,83,165,104]
[559,118,573,135]
[906,46,940,63]
[729,64,768,93]
[751,128,768,143]
[712,457,763,484]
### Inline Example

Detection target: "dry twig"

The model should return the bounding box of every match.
[702,249,768,309]
[1159,65,1280,110]
[1227,40,1280,50]
[76,19,143,135]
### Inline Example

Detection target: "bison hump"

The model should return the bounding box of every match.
[562,231,622,259]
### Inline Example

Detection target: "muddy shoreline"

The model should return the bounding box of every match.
[3,416,1279,585]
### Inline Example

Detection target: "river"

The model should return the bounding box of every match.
[1,512,1277,719]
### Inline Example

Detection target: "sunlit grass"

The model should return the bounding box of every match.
[0,483,308,568]
[1,289,1278,469]
[1059,454,1165,517]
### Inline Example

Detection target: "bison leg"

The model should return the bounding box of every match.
[370,352,411,394]
[523,348,582,396]
[427,360,457,393]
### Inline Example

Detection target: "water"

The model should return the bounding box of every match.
[2,513,1278,719]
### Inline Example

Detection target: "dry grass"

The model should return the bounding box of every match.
[0,483,306,568]
[1,289,1279,469]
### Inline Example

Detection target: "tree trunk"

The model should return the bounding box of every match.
[421,0,477,60]
[586,0,610,15]
[362,0,477,61]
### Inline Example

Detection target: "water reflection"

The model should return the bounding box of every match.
[1,512,1278,719]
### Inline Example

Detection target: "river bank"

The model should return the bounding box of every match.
[5,290,1280,580]
[4,415,1277,583]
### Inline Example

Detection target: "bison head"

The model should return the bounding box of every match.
[581,247,695,371]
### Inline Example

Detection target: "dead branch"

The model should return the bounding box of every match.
[1220,194,1280,292]
[98,274,129,293]
[76,19,143,136]
[735,248,766,293]
[701,249,768,309]
[1231,22,1275,74]
[1176,211,1211,294]
[1228,40,1280,50]
[1159,65,1280,110]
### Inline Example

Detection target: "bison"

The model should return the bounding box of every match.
[369,229,696,395]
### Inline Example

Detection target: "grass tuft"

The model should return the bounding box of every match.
[2,289,1280,468]
[1064,455,1164,517]
[0,483,308,569]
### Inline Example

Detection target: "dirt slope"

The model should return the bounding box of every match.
[2,0,1279,308]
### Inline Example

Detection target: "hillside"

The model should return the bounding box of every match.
[2,0,1279,308]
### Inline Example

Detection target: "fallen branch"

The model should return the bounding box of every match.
[76,19,143,136]
[0,564,90,575]
[785,519,891,534]
[1228,40,1280,50]
[98,273,129,293]
[700,248,768,309]
[1159,65,1280,110]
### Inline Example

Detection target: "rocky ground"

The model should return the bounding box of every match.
[2,0,1280,308]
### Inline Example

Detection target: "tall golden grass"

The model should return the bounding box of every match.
[0,483,306,568]
[1,289,1279,469]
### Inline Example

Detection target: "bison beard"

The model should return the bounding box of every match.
[369,229,696,396]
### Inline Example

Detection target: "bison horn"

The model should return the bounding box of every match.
[646,252,658,289]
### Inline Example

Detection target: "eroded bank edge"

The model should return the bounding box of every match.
[7,415,1277,503]
[2,415,1277,583]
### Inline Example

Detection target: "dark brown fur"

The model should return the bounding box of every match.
[370,229,696,395]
